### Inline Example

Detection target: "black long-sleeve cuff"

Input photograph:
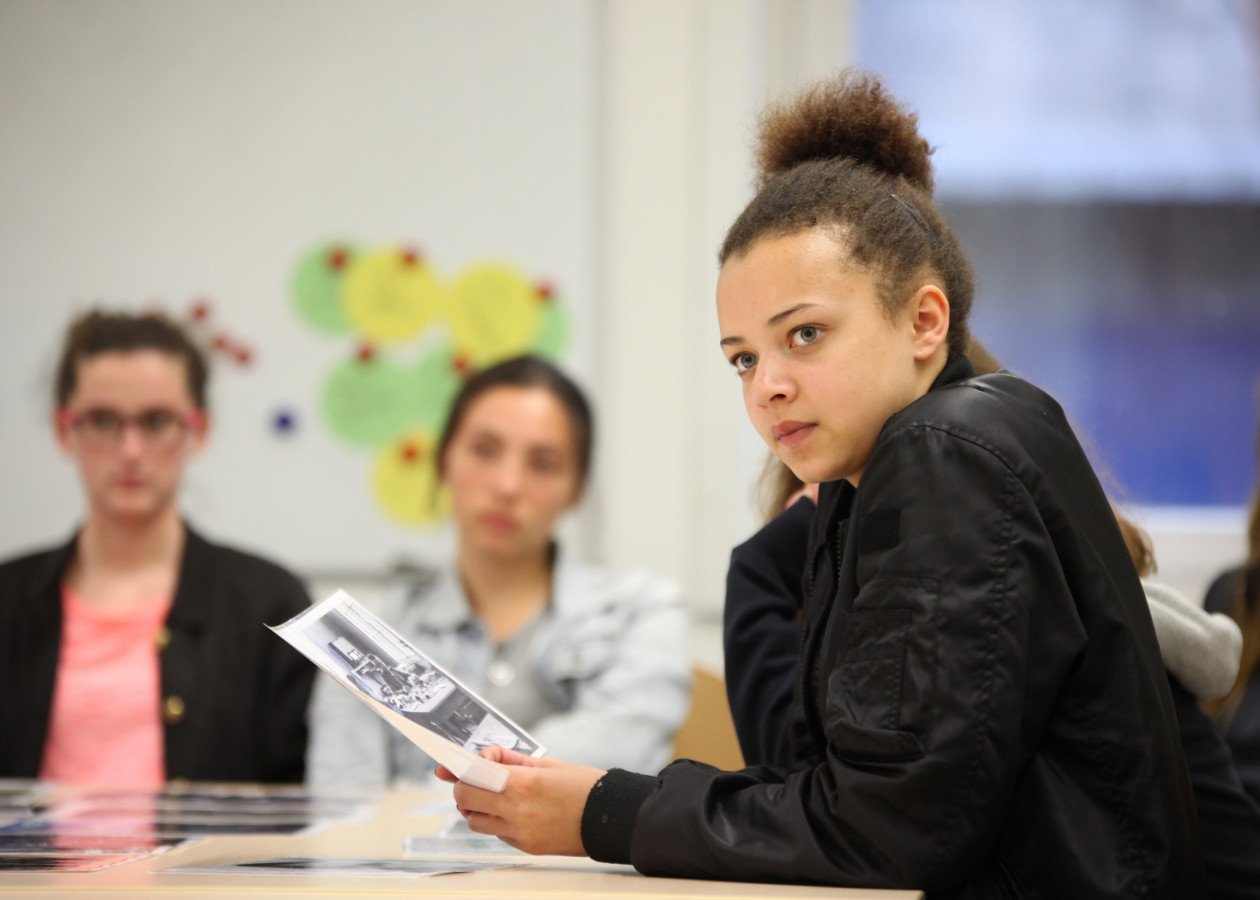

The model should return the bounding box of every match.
[580,768,658,864]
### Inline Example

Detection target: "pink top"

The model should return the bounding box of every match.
[39,585,172,786]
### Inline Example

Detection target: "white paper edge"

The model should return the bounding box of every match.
[270,590,526,793]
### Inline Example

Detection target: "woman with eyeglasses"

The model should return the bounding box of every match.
[0,309,314,786]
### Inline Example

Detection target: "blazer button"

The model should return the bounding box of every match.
[154,626,171,651]
[162,696,186,725]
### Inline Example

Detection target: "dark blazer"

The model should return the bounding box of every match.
[583,357,1204,897]
[0,524,314,783]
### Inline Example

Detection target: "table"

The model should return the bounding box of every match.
[0,786,922,898]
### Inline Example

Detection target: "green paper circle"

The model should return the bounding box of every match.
[321,357,413,445]
[407,346,463,432]
[533,300,569,360]
[294,243,356,334]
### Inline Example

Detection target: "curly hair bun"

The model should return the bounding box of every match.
[756,69,934,193]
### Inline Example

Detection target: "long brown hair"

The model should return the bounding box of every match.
[1206,401,1260,724]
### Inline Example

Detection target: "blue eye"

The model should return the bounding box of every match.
[790,325,821,347]
[731,352,756,374]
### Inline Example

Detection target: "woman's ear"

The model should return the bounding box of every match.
[52,409,74,454]
[909,284,950,361]
[567,476,587,510]
[186,410,211,456]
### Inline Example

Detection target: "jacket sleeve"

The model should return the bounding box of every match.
[1143,579,1242,702]
[528,571,692,774]
[723,497,814,767]
[617,427,1081,889]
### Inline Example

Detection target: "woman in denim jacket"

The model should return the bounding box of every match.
[308,355,690,785]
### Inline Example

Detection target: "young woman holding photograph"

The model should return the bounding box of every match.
[441,71,1204,896]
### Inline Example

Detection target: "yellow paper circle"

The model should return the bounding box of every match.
[371,432,449,526]
[447,262,542,366]
[344,248,445,344]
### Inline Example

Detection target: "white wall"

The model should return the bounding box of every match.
[0,0,855,626]
[0,0,604,578]
[590,0,856,618]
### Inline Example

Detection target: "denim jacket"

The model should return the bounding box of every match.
[308,548,691,785]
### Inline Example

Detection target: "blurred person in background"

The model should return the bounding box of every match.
[0,309,313,785]
[308,354,690,786]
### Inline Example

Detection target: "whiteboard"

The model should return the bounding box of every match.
[0,1,602,575]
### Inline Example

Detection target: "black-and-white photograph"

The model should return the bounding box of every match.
[295,595,539,757]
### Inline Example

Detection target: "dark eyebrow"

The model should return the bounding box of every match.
[767,302,818,326]
[719,303,820,348]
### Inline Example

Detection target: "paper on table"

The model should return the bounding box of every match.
[270,590,543,792]
[403,834,528,860]
[163,856,518,877]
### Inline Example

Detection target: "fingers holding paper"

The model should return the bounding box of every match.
[435,744,538,782]
[448,746,605,856]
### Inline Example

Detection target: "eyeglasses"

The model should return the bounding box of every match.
[58,407,205,451]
